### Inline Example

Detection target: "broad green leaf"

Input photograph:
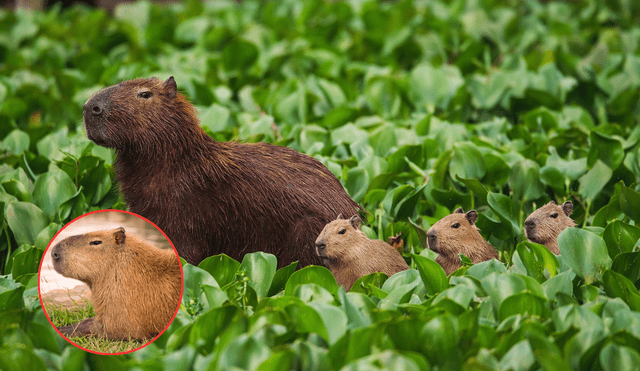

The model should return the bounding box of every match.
[1,180,30,202]
[509,159,545,202]
[420,315,462,370]
[498,292,548,321]
[221,39,259,71]
[33,169,77,220]
[11,246,43,280]
[619,185,640,224]
[600,343,640,371]
[268,261,298,296]
[588,131,624,170]
[189,305,246,353]
[611,251,640,283]
[481,272,546,313]
[412,254,448,295]
[409,63,464,110]
[487,192,520,237]
[307,302,347,345]
[344,167,369,203]
[6,202,49,246]
[182,264,225,315]
[200,104,231,133]
[1,129,30,155]
[238,252,277,298]
[602,269,640,311]
[515,241,559,282]
[558,228,612,284]
[198,254,240,288]
[341,350,427,371]
[578,160,612,203]
[449,142,486,180]
[217,334,271,370]
[285,266,338,296]
[0,277,24,311]
[602,221,640,259]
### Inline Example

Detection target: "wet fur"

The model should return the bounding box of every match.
[426,208,498,275]
[51,228,181,340]
[315,215,409,291]
[525,201,575,255]
[83,77,361,268]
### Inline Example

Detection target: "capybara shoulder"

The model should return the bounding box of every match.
[426,208,498,275]
[83,77,361,268]
[315,215,409,291]
[525,201,575,255]
[51,227,181,341]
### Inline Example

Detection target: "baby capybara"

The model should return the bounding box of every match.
[524,200,575,255]
[51,227,182,340]
[315,215,409,291]
[83,77,361,268]
[426,208,498,275]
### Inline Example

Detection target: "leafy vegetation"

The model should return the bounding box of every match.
[1,0,640,369]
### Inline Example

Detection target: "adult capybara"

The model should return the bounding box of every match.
[51,227,181,340]
[315,215,409,291]
[82,77,361,268]
[524,200,575,255]
[426,208,498,275]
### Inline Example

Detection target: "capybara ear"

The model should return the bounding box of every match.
[113,227,126,245]
[164,76,177,99]
[562,201,573,216]
[466,210,478,225]
[336,213,343,220]
[454,207,464,214]
[349,214,362,230]
[548,200,556,205]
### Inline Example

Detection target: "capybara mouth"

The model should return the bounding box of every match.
[427,237,439,254]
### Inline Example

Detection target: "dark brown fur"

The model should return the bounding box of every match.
[315,215,409,291]
[525,201,575,255]
[83,77,361,268]
[426,208,498,275]
[51,228,182,340]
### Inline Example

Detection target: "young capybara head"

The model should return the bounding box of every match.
[83,76,200,152]
[524,200,575,255]
[426,208,498,275]
[51,227,181,341]
[315,215,409,291]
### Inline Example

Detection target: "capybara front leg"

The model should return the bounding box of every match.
[57,317,102,338]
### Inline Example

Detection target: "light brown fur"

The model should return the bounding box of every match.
[315,215,409,291]
[427,208,498,275]
[51,227,182,341]
[525,201,575,255]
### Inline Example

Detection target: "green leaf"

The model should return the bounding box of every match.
[11,246,43,280]
[198,254,240,288]
[238,252,277,298]
[619,185,640,224]
[221,39,259,71]
[33,169,77,220]
[602,221,640,259]
[187,305,245,352]
[200,104,231,133]
[498,292,548,321]
[6,202,49,246]
[285,266,338,296]
[420,315,462,370]
[341,350,427,371]
[558,228,612,284]
[308,302,347,345]
[588,131,624,170]
[409,63,464,110]
[449,142,486,181]
[602,269,640,311]
[182,264,226,315]
[578,160,612,204]
[412,254,448,295]
[515,242,559,282]
[0,277,25,311]
[217,334,272,370]
[481,273,546,314]
[344,167,369,203]
[268,261,298,296]
[1,129,30,155]
[1,180,31,202]
[611,251,640,283]
[600,343,640,371]
[509,159,545,202]
[487,192,519,237]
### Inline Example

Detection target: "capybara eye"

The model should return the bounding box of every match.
[89,240,102,246]
[338,228,346,235]
[451,223,460,229]
[550,213,559,219]
[137,91,153,99]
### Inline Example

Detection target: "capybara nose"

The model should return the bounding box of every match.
[315,241,326,255]
[525,220,535,230]
[52,250,59,261]
[426,230,437,249]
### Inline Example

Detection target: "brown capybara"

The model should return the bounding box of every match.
[426,208,498,275]
[315,215,409,291]
[51,227,182,340]
[82,77,361,268]
[524,200,575,255]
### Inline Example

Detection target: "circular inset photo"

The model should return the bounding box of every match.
[38,210,183,354]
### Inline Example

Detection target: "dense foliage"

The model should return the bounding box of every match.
[1,0,640,369]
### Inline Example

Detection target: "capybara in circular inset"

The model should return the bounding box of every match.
[51,227,181,340]
[82,76,361,268]
[315,215,409,291]
[524,200,575,255]
[426,208,499,275]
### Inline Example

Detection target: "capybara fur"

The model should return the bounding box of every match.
[83,77,361,268]
[51,227,181,340]
[524,201,575,255]
[315,215,409,291]
[426,208,498,275]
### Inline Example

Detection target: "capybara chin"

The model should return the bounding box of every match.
[82,76,361,268]
[315,215,409,291]
[525,200,575,255]
[426,208,498,275]
[51,227,181,341]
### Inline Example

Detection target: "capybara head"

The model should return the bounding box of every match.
[83,76,199,152]
[315,214,362,263]
[50,227,182,340]
[315,215,409,290]
[524,200,575,255]
[426,208,498,274]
